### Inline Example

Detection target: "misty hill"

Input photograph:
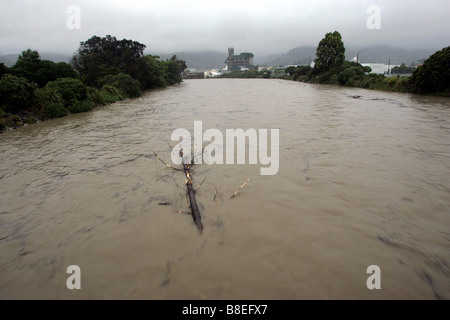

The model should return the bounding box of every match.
[155,51,227,70]
[345,45,436,65]
[260,46,317,66]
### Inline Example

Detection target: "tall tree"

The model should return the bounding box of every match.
[71,35,146,86]
[11,49,41,81]
[164,55,187,84]
[128,55,168,89]
[0,63,7,78]
[11,49,77,87]
[411,46,450,95]
[313,31,345,73]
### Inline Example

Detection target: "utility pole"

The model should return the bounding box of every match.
[357,50,367,64]
[388,58,391,75]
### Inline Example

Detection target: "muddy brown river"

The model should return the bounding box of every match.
[0,79,449,299]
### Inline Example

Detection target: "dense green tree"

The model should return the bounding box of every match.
[167,55,187,80]
[391,63,414,75]
[293,66,312,80]
[411,46,450,95]
[338,67,365,86]
[163,59,183,85]
[0,74,37,112]
[131,55,168,89]
[71,35,146,86]
[0,63,8,78]
[11,49,77,87]
[285,66,297,76]
[53,62,78,79]
[313,31,345,73]
[11,49,41,82]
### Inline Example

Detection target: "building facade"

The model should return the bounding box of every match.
[225,48,254,71]
[361,63,401,75]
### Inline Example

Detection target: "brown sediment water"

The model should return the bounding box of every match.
[0,79,449,299]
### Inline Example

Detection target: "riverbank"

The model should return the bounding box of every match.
[220,43,449,98]
[220,67,449,98]
[0,36,188,134]
[0,90,135,133]
[0,71,184,134]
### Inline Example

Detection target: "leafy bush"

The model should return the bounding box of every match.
[393,77,412,93]
[338,67,364,85]
[68,100,95,113]
[97,73,142,98]
[0,107,6,117]
[43,102,67,119]
[0,74,37,113]
[294,66,312,80]
[99,85,124,104]
[86,87,103,105]
[45,78,88,107]
[36,86,63,106]
[364,74,385,90]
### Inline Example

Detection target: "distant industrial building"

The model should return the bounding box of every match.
[361,63,400,75]
[224,47,254,71]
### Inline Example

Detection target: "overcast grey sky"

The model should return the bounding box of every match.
[0,0,449,56]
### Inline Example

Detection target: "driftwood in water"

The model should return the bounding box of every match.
[230,178,250,199]
[153,148,251,234]
[182,158,203,233]
[153,150,203,233]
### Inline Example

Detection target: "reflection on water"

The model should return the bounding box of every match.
[0,79,449,299]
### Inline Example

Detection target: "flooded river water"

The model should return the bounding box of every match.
[0,79,449,299]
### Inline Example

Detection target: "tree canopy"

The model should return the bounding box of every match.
[411,46,450,95]
[0,74,37,113]
[313,31,345,73]
[10,49,78,87]
[71,35,146,86]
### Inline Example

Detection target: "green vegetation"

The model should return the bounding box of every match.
[10,49,78,87]
[313,31,345,74]
[45,78,88,107]
[282,31,449,97]
[0,34,187,131]
[98,73,142,98]
[68,100,95,114]
[391,63,414,75]
[410,46,450,96]
[42,102,67,119]
[99,85,125,104]
[0,74,37,113]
